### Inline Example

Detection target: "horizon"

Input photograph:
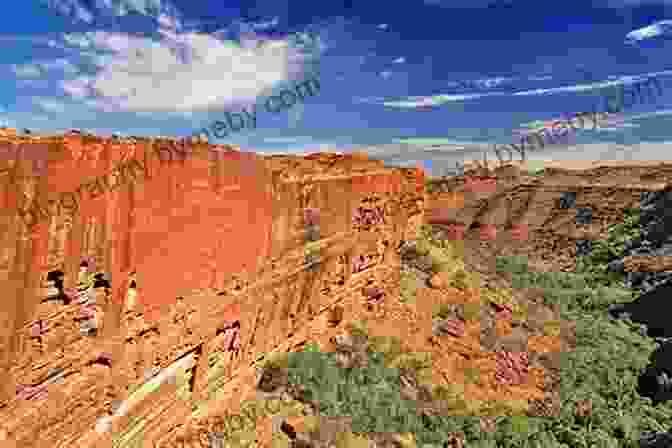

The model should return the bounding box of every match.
[3,1,672,173]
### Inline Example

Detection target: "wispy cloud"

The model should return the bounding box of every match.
[251,17,280,30]
[382,92,503,108]
[350,69,671,111]
[625,20,672,43]
[512,71,672,97]
[46,17,323,113]
[38,0,169,24]
[473,77,513,88]
[393,57,405,64]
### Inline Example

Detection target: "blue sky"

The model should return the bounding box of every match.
[4,0,672,169]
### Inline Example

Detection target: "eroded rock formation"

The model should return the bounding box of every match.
[0,130,424,447]
[425,163,671,271]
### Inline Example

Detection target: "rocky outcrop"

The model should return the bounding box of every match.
[609,189,672,292]
[606,188,672,336]
[623,255,672,272]
[425,165,669,271]
[0,130,424,447]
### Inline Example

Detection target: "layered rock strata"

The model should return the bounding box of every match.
[425,164,670,271]
[0,131,424,447]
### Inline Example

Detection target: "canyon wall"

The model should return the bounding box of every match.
[425,165,671,270]
[0,131,424,447]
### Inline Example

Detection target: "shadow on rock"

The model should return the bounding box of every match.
[609,281,672,339]
[637,340,672,406]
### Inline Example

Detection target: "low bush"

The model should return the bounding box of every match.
[489,206,671,447]
[574,208,641,287]
[400,269,424,303]
[260,210,665,447]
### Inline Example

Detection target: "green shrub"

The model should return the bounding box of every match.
[368,335,404,366]
[482,287,521,314]
[400,269,424,303]
[463,366,482,385]
[450,269,470,290]
[575,208,640,286]
[496,255,530,275]
[267,207,670,447]
[462,301,481,322]
[491,206,672,447]
[434,303,455,320]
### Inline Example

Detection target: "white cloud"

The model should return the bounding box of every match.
[511,71,672,97]
[54,27,321,113]
[252,17,279,30]
[380,71,392,79]
[60,77,93,99]
[45,0,95,23]
[474,76,513,88]
[625,20,672,43]
[63,33,93,48]
[393,57,405,64]
[382,92,502,108]
[40,0,168,24]
[377,24,388,29]
[369,69,672,110]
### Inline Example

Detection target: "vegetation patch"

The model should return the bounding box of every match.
[252,205,672,447]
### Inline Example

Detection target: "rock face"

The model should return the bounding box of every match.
[425,165,668,271]
[608,282,672,339]
[607,187,672,340]
[596,186,672,408]
[619,189,672,293]
[426,165,672,412]
[0,131,425,447]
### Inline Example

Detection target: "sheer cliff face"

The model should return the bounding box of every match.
[0,133,424,447]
